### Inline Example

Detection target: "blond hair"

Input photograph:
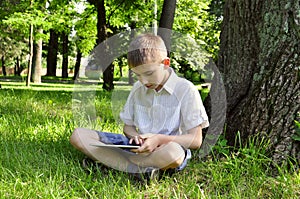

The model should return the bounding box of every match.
[127,34,167,68]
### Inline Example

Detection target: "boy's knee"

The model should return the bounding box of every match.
[70,127,88,148]
[70,128,100,149]
[159,142,185,168]
[165,142,185,157]
[70,128,81,147]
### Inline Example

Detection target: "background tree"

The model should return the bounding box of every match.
[0,0,28,76]
[85,0,156,90]
[46,29,59,76]
[3,0,48,84]
[86,0,113,90]
[29,0,47,84]
[218,0,300,165]
[72,2,97,80]
[45,0,77,77]
[157,0,177,54]
[168,0,221,84]
[31,28,43,83]
[1,0,222,89]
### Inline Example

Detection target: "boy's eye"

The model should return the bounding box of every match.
[144,71,154,76]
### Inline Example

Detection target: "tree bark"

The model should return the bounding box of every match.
[102,63,114,90]
[98,0,114,91]
[128,21,136,85]
[26,23,33,87]
[73,48,82,80]
[88,0,114,91]
[158,0,177,55]
[1,56,6,76]
[62,32,69,78]
[14,57,20,76]
[31,28,43,83]
[218,0,300,165]
[46,29,59,76]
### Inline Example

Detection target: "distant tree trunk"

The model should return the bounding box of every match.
[89,0,114,91]
[15,57,20,76]
[103,63,114,90]
[1,56,6,76]
[153,0,158,34]
[31,28,43,83]
[119,65,123,77]
[26,23,33,87]
[73,48,82,80]
[46,29,59,76]
[128,21,136,85]
[99,1,114,91]
[62,32,69,78]
[218,0,300,165]
[158,0,177,55]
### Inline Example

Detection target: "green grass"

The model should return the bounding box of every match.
[0,82,299,198]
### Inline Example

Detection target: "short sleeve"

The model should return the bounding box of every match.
[119,83,139,126]
[180,83,209,131]
[119,98,134,126]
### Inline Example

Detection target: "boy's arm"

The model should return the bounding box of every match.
[123,124,139,138]
[172,125,203,149]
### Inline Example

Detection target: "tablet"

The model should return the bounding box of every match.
[90,144,140,149]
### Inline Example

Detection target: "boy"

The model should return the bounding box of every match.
[70,33,209,178]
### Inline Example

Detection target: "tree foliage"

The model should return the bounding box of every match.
[0,0,29,72]
[0,0,222,83]
[164,0,222,83]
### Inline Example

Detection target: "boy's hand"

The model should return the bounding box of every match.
[131,134,161,153]
[129,135,144,145]
[129,133,154,146]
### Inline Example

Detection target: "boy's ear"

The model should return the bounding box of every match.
[163,58,170,66]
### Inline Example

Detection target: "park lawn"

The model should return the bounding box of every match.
[0,82,299,199]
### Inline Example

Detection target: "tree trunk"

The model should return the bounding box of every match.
[119,65,123,77]
[128,21,136,85]
[26,23,33,87]
[15,57,20,76]
[46,29,59,76]
[158,0,177,55]
[98,0,114,91]
[102,63,114,90]
[31,28,43,83]
[218,0,300,165]
[87,0,114,90]
[73,48,82,80]
[62,32,69,78]
[1,56,6,76]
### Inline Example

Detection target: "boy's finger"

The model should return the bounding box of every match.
[131,144,145,153]
[130,148,138,153]
[138,138,144,144]
[129,138,133,144]
[130,148,150,155]
[134,137,140,145]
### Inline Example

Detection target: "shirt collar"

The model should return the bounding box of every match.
[158,68,178,94]
[136,68,178,94]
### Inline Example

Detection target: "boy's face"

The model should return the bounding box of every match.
[131,59,170,91]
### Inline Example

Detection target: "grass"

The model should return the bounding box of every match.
[0,81,299,198]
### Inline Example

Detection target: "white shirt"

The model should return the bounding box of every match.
[120,68,209,135]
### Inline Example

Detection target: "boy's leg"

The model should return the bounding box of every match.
[70,128,186,172]
[128,142,186,170]
[70,127,140,172]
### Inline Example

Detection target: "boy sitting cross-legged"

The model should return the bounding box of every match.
[70,33,209,180]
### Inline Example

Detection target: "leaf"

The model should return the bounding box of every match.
[292,120,300,141]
